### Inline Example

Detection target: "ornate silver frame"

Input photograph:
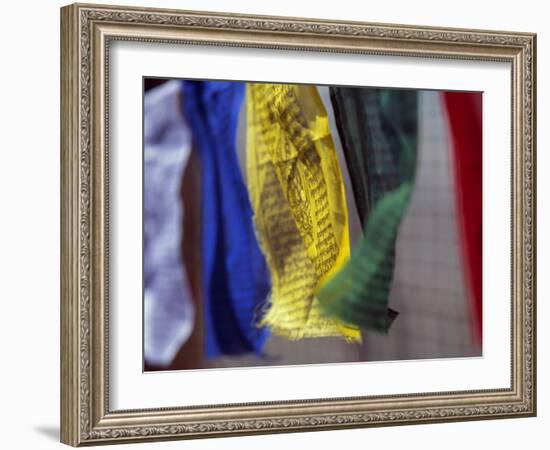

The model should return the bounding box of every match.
[60,2,536,446]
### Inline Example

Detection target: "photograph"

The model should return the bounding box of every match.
[59,3,535,445]
[143,78,482,371]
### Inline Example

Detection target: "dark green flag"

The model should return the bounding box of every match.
[317,87,419,333]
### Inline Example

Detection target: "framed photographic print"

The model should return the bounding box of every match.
[60,2,537,446]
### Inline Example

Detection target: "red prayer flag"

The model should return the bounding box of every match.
[443,91,483,345]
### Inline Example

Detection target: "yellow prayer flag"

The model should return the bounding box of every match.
[246,83,361,342]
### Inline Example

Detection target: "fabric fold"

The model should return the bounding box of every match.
[317,87,419,333]
[143,80,195,367]
[246,83,360,341]
[182,80,271,357]
[443,91,483,344]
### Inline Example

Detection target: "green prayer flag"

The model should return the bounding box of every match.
[317,87,419,333]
